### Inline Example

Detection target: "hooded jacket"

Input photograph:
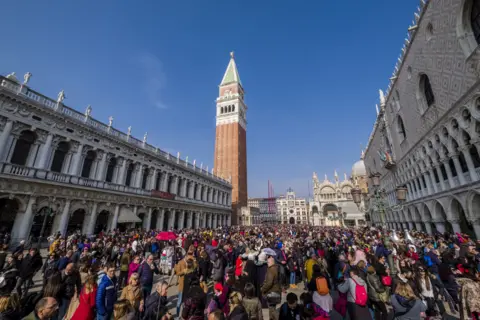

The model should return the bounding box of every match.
[337,274,368,303]
[96,274,116,315]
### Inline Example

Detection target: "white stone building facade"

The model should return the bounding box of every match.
[0,73,232,243]
[276,189,309,224]
[239,206,260,226]
[310,171,367,227]
[362,0,480,239]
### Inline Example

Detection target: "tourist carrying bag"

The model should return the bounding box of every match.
[350,278,367,306]
[316,276,330,295]
[381,275,392,286]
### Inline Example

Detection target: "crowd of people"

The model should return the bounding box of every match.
[0,224,478,320]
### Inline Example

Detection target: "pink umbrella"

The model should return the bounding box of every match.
[156,231,177,241]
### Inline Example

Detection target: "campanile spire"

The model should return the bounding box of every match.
[214,52,248,225]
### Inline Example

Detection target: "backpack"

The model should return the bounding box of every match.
[351,278,367,306]
[0,268,16,288]
[316,276,329,295]
[423,255,433,267]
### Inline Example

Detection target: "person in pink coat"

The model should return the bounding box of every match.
[128,255,141,283]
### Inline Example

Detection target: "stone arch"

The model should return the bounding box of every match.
[422,203,435,233]
[81,150,96,178]
[433,200,453,234]
[450,197,475,238]
[31,206,55,238]
[468,190,480,219]
[311,206,319,215]
[68,208,86,234]
[322,203,338,217]
[94,210,110,234]
[11,130,37,166]
[0,198,20,235]
[50,141,70,173]
[150,209,159,230]
[457,0,480,58]
[163,210,170,230]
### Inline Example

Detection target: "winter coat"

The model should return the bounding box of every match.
[58,256,71,271]
[337,274,368,303]
[127,262,140,283]
[197,256,210,282]
[120,252,130,272]
[426,251,441,274]
[375,245,391,258]
[42,258,59,280]
[260,264,281,296]
[120,285,144,310]
[60,269,82,299]
[138,262,159,288]
[143,292,168,320]
[211,257,224,282]
[19,253,43,279]
[96,275,116,316]
[71,287,97,320]
[366,272,385,302]
[242,297,263,320]
[227,305,249,320]
[390,295,426,320]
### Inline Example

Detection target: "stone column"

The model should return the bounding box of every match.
[469,218,480,241]
[116,159,127,185]
[434,162,446,191]
[135,164,144,188]
[188,182,194,199]
[452,154,466,185]
[424,223,432,235]
[110,204,120,231]
[406,183,414,201]
[427,167,438,194]
[86,202,98,235]
[69,143,84,175]
[179,211,185,229]
[407,221,414,230]
[227,215,231,226]
[96,151,108,181]
[12,196,36,241]
[195,185,201,200]
[58,199,72,236]
[148,168,157,190]
[145,208,152,230]
[157,208,165,230]
[187,211,193,228]
[448,219,461,234]
[414,178,423,198]
[35,133,53,169]
[171,176,179,195]
[161,172,169,192]
[422,171,433,196]
[415,221,422,231]
[461,146,479,182]
[442,158,456,188]
[435,221,445,234]
[0,120,13,161]
[195,212,200,229]
[168,210,175,230]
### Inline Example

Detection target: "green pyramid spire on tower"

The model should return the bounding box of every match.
[220,51,242,86]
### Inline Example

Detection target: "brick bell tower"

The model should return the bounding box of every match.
[214,52,248,225]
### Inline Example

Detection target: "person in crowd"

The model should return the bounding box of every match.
[71,275,97,320]
[127,256,141,284]
[58,250,73,271]
[119,272,144,317]
[390,281,427,320]
[144,281,170,320]
[260,248,281,320]
[242,282,263,320]
[113,299,135,320]
[227,291,248,320]
[42,253,60,287]
[17,248,43,298]
[278,292,301,320]
[96,264,117,320]
[338,266,371,320]
[138,254,159,300]
[22,297,58,320]
[118,248,131,289]
[0,293,21,320]
[58,262,82,319]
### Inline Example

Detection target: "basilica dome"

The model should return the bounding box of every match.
[352,156,367,177]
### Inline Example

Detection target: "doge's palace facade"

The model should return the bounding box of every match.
[363,0,480,239]
[0,73,232,244]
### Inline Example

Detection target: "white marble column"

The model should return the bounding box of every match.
[434,162,446,191]
[26,143,40,167]
[86,202,98,236]
[161,172,169,192]
[452,155,466,185]
[0,121,13,161]
[35,133,53,169]
[435,221,445,233]
[58,199,72,236]
[145,208,152,230]
[168,210,175,230]
[157,208,165,230]
[171,176,179,195]
[181,179,187,197]
[135,164,144,188]
[195,212,200,229]
[187,211,192,228]
[96,152,108,181]
[442,159,455,188]
[110,204,120,231]
[425,223,432,235]
[12,196,36,241]
[188,182,194,199]
[69,144,84,175]
[116,159,127,185]
[149,169,158,190]
[448,219,461,234]
[461,147,479,182]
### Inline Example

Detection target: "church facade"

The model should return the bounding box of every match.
[214,52,248,225]
[362,0,480,239]
[0,72,232,244]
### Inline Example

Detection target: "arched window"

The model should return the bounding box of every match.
[155,172,162,190]
[50,141,70,173]
[470,145,480,168]
[167,175,173,193]
[471,0,480,44]
[125,163,134,186]
[397,116,407,141]
[420,74,435,107]
[232,105,235,112]
[449,158,458,177]
[105,157,116,182]
[81,150,96,178]
[141,168,149,189]
[220,107,224,114]
[11,130,36,166]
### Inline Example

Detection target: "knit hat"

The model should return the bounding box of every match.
[214,283,223,292]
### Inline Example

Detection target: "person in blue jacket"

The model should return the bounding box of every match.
[96,263,117,320]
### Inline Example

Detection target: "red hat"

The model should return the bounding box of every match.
[214,283,223,292]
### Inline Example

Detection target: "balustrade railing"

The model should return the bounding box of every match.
[0,163,228,209]
[0,76,230,185]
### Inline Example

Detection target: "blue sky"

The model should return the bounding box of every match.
[2,0,418,198]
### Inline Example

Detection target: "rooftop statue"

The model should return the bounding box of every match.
[57,90,66,103]
[23,72,32,85]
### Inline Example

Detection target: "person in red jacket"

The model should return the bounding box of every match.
[71,275,97,320]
